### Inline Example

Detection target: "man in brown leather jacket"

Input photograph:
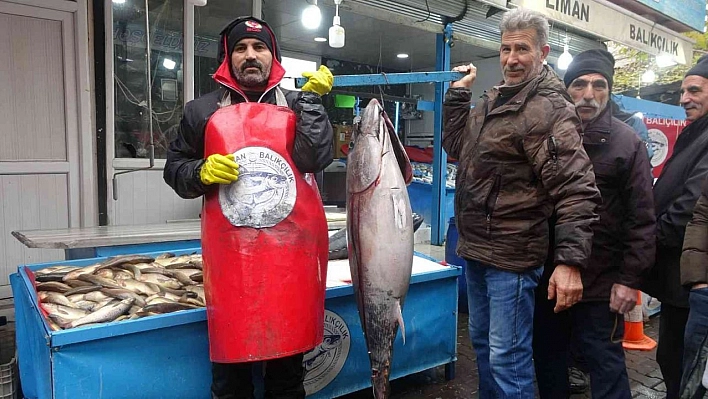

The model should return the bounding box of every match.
[443,7,600,398]
[533,49,656,399]
[681,175,708,399]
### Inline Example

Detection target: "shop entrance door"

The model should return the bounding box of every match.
[0,2,82,299]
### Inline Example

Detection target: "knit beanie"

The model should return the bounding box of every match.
[563,49,615,90]
[685,54,708,79]
[217,17,280,63]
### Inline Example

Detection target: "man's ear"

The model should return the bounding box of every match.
[540,44,551,61]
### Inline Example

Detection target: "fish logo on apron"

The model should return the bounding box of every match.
[219,147,297,228]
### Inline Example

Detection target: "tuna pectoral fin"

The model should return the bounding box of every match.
[382,111,413,184]
[395,299,406,345]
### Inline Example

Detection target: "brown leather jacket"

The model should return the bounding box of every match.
[681,175,708,288]
[443,66,600,272]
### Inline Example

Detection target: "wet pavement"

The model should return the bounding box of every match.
[341,244,666,399]
[342,314,663,398]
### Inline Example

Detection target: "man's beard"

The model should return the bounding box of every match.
[233,60,271,88]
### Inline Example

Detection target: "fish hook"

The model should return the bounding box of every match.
[377,72,390,111]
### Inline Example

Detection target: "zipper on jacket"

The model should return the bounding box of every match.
[485,174,502,239]
[547,135,558,175]
[473,97,491,148]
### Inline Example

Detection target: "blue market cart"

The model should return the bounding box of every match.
[12,246,459,399]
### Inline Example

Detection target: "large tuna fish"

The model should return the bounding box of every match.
[346,99,414,398]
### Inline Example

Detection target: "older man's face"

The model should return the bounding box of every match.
[680,75,708,122]
[231,38,273,88]
[499,28,550,85]
[568,73,610,123]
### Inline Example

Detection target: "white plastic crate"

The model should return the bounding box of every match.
[0,355,16,399]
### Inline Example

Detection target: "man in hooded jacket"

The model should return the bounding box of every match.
[164,16,334,399]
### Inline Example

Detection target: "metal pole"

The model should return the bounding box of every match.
[394,101,400,134]
[144,0,155,168]
[431,24,452,246]
[184,0,195,103]
[293,71,464,88]
[252,0,263,18]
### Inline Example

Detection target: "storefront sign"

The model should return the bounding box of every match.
[632,0,705,32]
[512,0,693,65]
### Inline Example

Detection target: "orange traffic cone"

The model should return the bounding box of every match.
[622,291,657,351]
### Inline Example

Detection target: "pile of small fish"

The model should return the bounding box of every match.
[411,161,456,188]
[33,253,205,330]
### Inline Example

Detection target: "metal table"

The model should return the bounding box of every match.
[12,211,347,259]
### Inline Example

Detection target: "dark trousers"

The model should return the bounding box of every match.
[533,291,631,399]
[657,303,690,399]
[211,353,305,399]
[680,288,708,399]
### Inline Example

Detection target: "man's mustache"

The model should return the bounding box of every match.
[505,66,524,73]
[241,61,263,72]
[575,99,599,109]
[684,102,699,110]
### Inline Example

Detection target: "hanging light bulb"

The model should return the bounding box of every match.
[329,0,345,48]
[557,44,573,70]
[641,69,656,84]
[301,0,321,30]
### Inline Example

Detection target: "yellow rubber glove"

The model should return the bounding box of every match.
[301,65,334,96]
[199,154,239,185]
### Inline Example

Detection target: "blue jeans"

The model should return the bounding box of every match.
[466,259,543,399]
[680,287,708,399]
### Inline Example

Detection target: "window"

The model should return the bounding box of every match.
[112,0,184,159]
[111,0,321,159]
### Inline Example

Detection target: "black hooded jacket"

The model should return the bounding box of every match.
[644,114,708,307]
[164,17,333,199]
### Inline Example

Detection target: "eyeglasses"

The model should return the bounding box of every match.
[569,78,608,92]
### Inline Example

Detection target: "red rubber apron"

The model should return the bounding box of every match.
[201,88,328,363]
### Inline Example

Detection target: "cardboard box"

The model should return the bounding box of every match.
[333,124,353,159]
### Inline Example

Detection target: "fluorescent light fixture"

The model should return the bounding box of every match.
[656,53,677,68]
[397,53,409,59]
[314,37,327,42]
[163,58,177,70]
[302,0,322,30]
[113,0,126,3]
[641,69,656,84]
[557,44,573,71]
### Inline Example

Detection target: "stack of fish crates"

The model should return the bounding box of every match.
[0,321,17,399]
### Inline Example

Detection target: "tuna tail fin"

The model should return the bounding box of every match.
[395,299,405,345]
